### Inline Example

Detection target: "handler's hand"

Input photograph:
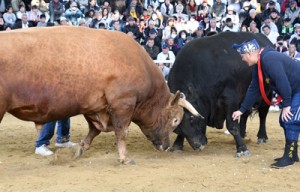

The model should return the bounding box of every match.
[281,106,293,122]
[232,110,243,121]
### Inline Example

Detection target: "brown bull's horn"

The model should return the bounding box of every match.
[178,98,204,119]
[180,92,186,100]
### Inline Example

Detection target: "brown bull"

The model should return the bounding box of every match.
[0,27,201,164]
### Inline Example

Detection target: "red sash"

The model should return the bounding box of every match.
[257,49,282,105]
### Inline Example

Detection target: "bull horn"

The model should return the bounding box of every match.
[178,98,204,119]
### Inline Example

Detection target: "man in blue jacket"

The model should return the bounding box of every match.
[231,39,300,168]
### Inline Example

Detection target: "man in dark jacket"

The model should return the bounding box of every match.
[143,38,159,59]
[13,13,33,29]
[123,16,141,42]
[232,39,300,169]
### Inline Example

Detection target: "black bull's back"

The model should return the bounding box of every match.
[167,32,273,155]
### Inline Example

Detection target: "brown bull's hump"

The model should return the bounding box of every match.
[0,27,170,123]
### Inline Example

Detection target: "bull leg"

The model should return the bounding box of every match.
[109,99,136,164]
[74,115,102,159]
[239,110,251,138]
[257,104,269,144]
[223,88,250,157]
[170,135,184,152]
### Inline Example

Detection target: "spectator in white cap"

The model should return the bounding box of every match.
[223,4,239,26]
[59,16,69,26]
[289,23,300,45]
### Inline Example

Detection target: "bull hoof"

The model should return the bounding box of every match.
[73,144,84,159]
[257,138,263,144]
[236,150,251,158]
[169,145,184,153]
[118,158,136,165]
[257,138,269,144]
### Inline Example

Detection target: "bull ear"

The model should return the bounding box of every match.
[171,90,181,106]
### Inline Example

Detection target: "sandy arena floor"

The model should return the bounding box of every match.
[0,112,300,192]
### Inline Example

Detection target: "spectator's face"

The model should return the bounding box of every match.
[61,20,67,25]
[152,14,157,20]
[41,17,46,22]
[270,12,278,18]
[226,21,232,27]
[295,27,300,34]
[113,21,120,29]
[210,20,216,27]
[103,8,108,15]
[128,20,135,25]
[90,0,96,6]
[20,6,25,12]
[197,30,203,36]
[204,17,209,23]
[284,21,291,26]
[147,6,153,12]
[168,39,174,45]
[0,18,3,25]
[264,19,271,25]
[263,27,270,35]
[96,12,102,19]
[289,44,296,53]
[162,48,169,54]
[71,6,77,11]
[8,7,13,13]
[165,0,170,5]
[250,11,256,18]
[147,40,154,47]
[22,15,28,23]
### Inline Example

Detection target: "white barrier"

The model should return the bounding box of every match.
[153,60,175,68]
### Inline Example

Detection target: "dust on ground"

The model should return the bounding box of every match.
[0,112,300,192]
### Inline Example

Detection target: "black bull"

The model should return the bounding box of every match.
[168,32,273,157]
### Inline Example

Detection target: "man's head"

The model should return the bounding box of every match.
[249,9,256,19]
[70,2,78,11]
[162,44,169,54]
[294,23,300,35]
[284,18,291,26]
[225,17,233,27]
[290,0,297,8]
[232,39,260,66]
[149,29,157,37]
[112,20,120,30]
[21,14,28,24]
[127,16,135,25]
[40,14,46,23]
[289,43,297,53]
[147,39,155,47]
[262,25,271,35]
[60,16,68,25]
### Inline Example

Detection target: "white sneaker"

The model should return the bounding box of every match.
[35,144,54,156]
[55,141,76,148]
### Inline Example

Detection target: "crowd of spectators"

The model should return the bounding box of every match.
[1,0,300,78]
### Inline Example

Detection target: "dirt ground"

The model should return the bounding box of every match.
[0,112,300,192]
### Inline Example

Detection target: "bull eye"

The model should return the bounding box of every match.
[190,115,195,123]
[173,118,179,126]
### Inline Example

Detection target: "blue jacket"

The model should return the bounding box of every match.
[240,46,300,113]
